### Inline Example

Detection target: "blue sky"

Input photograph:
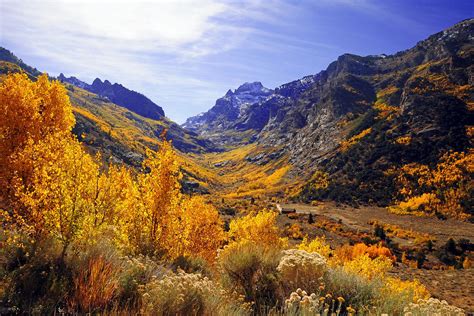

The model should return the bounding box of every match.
[0,0,472,123]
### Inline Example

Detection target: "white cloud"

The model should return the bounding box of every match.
[0,0,334,122]
[1,0,243,57]
[0,0,267,120]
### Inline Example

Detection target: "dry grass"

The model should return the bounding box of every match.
[70,255,121,313]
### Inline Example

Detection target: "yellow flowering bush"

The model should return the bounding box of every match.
[286,223,304,240]
[343,254,392,280]
[388,193,439,217]
[383,277,430,303]
[333,243,395,265]
[298,236,333,259]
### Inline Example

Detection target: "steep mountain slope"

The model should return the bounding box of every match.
[183,77,322,147]
[290,19,473,205]
[184,19,474,208]
[59,74,165,120]
[183,82,273,146]
[0,47,41,79]
[0,48,218,165]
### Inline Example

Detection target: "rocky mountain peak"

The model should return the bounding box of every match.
[235,81,268,94]
[92,78,103,86]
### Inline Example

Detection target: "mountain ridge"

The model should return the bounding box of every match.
[0,48,220,163]
[181,18,473,207]
[58,73,165,120]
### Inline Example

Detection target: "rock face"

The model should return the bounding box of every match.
[183,82,272,132]
[183,18,474,203]
[182,82,273,145]
[58,74,165,120]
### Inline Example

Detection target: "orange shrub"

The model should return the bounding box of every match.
[335,243,395,263]
[70,256,121,313]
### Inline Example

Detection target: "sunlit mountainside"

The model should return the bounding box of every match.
[0,16,473,315]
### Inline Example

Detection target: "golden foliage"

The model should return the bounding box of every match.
[340,128,372,152]
[298,236,332,258]
[389,150,473,219]
[177,196,225,262]
[0,73,75,207]
[367,220,433,245]
[342,254,393,280]
[395,135,412,145]
[373,101,398,120]
[1,74,224,263]
[383,277,430,302]
[13,135,99,253]
[130,140,224,261]
[285,223,304,240]
[463,257,472,269]
[228,210,287,249]
[376,86,399,98]
[334,243,395,264]
[133,140,182,253]
[310,170,329,191]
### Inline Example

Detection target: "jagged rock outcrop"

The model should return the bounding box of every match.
[58,74,165,120]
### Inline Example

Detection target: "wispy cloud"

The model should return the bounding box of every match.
[1,0,451,123]
[1,0,280,121]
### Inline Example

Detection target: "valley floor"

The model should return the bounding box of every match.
[280,202,474,244]
[275,202,474,312]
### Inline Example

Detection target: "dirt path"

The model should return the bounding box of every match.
[280,202,474,244]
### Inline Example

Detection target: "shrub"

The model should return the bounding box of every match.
[284,288,344,316]
[445,238,458,254]
[278,249,327,293]
[297,236,332,259]
[218,241,282,312]
[334,243,395,264]
[1,237,72,314]
[286,223,304,240]
[171,255,212,278]
[403,298,465,315]
[374,224,386,240]
[67,238,127,313]
[322,267,381,314]
[119,255,165,309]
[457,238,473,252]
[383,277,429,303]
[343,254,392,280]
[140,270,249,315]
[70,255,121,313]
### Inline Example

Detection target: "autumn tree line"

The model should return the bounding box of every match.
[0,73,225,262]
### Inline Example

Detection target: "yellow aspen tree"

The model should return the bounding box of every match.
[135,139,182,254]
[14,135,98,257]
[0,73,74,208]
[178,196,225,262]
[228,210,287,249]
[90,163,136,227]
